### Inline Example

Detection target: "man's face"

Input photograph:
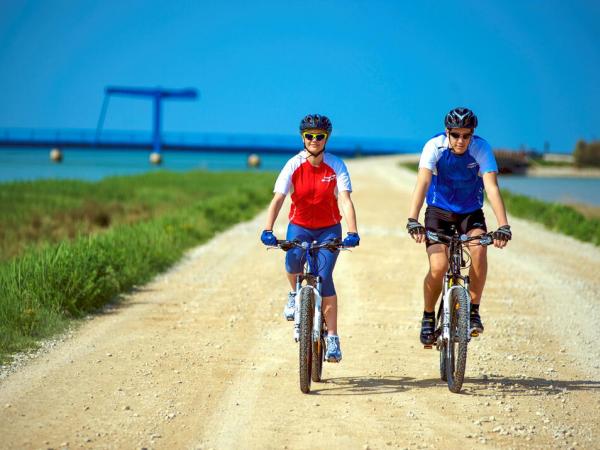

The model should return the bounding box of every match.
[446,127,473,154]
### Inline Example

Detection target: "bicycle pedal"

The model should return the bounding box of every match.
[470,330,480,337]
[423,344,433,349]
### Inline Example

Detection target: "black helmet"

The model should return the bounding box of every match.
[299,114,332,134]
[444,107,478,129]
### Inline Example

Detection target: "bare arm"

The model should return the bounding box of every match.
[482,172,509,227]
[338,190,358,233]
[407,168,432,243]
[483,172,510,248]
[408,168,432,220]
[264,193,286,230]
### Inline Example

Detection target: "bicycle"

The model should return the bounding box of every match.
[270,238,345,394]
[426,228,493,393]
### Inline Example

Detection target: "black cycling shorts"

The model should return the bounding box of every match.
[424,206,487,248]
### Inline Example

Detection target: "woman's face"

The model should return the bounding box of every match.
[302,128,328,154]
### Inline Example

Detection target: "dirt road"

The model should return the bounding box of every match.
[2,156,599,450]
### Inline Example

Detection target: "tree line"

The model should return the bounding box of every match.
[574,140,600,167]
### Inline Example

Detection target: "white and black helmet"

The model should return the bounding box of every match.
[444,107,478,129]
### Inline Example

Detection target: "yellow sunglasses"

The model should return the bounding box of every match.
[302,132,328,142]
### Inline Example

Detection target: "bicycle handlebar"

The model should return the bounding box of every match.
[426,230,494,247]
[273,238,344,252]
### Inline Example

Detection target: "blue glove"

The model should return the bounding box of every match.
[261,230,277,246]
[343,232,360,247]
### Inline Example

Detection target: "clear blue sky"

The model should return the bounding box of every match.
[0,0,598,152]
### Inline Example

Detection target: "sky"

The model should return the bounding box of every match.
[0,0,599,153]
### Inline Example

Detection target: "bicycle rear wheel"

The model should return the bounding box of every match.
[437,302,448,381]
[298,287,314,393]
[446,287,469,393]
[311,333,324,382]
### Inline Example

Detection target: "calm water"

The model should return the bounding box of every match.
[499,176,600,207]
[2,148,599,207]
[0,147,291,181]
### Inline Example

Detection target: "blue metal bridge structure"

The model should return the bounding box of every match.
[0,127,419,156]
[0,86,420,157]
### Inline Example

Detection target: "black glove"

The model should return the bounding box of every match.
[492,225,512,241]
[406,218,425,237]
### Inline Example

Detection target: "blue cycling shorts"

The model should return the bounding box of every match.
[285,222,342,297]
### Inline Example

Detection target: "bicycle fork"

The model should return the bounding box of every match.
[293,277,323,343]
[439,276,472,346]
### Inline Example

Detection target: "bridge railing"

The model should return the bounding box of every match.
[0,127,421,154]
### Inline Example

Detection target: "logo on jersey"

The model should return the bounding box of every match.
[467,162,479,169]
[321,174,336,182]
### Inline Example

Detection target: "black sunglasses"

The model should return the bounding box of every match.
[303,132,328,142]
[449,131,473,140]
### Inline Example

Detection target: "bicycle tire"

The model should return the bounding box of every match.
[298,287,314,393]
[311,335,324,382]
[437,303,447,381]
[439,341,447,381]
[446,287,469,393]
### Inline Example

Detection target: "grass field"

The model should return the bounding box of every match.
[0,171,274,362]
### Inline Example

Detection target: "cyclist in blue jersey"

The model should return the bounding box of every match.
[406,107,512,346]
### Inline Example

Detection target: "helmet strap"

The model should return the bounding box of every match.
[304,145,326,158]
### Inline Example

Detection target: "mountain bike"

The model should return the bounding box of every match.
[426,228,493,393]
[272,238,345,394]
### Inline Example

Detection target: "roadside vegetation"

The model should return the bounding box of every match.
[398,162,600,246]
[574,140,600,167]
[0,171,273,362]
[501,190,600,245]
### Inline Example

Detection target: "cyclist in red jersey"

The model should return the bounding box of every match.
[260,114,360,362]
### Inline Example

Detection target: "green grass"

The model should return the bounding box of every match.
[529,158,573,168]
[397,161,600,246]
[399,161,419,172]
[0,171,272,261]
[500,190,600,245]
[0,171,274,362]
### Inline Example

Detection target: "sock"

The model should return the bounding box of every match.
[423,310,435,319]
[471,303,480,314]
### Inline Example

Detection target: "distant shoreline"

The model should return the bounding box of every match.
[525,166,600,178]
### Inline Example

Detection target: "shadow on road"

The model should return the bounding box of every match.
[309,374,600,396]
[461,375,600,396]
[310,376,419,395]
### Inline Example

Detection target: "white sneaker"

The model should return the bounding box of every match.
[325,335,342,363]
[283,291,296,321]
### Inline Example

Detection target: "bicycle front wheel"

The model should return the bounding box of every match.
[298,287,314,393]
[446,287,469,393]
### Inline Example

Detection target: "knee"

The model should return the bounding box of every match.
[470,247,487,265]
[321,281,336,298]
[428,265,446,281]
[285,252,303,273]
